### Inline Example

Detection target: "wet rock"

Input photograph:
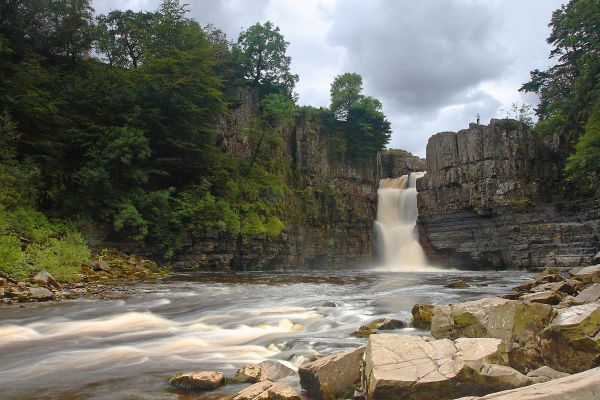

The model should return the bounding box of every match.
[573,264,600,285]
[351,318,405,338]
[363,334,527,400]
[299,346,364,400]
[574,283,600,304]
[519,290,562,305]
[431,297,555,372]
[454,366,600,399]
[446,279,470,289]
[533,268,563,285]
[129,392,179,400]
[541,301,600,373]
[411,303,435,329]
[525,366,570,384]
[28,287,53,301]
[235,360,296,383]
[168,371,225,391]
[31,271,60,289]
[233,381,300,400]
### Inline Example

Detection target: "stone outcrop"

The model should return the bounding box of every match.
[379,150,425,178]
[417,119,599,269]
[411,303,435,330]
[362,334,529,400]
[235,361,296,383]
[455,366,600,400]
[298,346,365,400]
[351,318,406,338]
[430,297,556,372]
[233,381,301,400]
[525,366,570,384]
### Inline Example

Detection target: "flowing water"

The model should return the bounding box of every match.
[375,172,431,271]
[0,270,532,400]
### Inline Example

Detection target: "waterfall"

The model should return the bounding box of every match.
[375,172,431,271]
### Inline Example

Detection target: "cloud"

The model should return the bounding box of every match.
[327,0,511,115]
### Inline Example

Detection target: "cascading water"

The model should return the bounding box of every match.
[375,172,432,271]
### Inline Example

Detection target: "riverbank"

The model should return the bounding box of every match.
[0,249,169,306]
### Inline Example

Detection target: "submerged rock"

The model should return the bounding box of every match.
[351,318,405,338]
[411,303,435,329]
[168,371,224,391]
[233,381,300,400]
[298,346,364,400]
[235,360,296,383]
[363,334,527,400]
[455,366,600,400]
[446,279,470,289]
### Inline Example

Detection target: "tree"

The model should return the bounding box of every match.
[346,96,391,160]
[96,10,154,68]
[46,0,95,64]
[330,73,363,121]
[236,21,298,98]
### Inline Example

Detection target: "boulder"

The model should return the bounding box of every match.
[235,360,296,383]
[168,371,225,391]
[363,334,528,400]
[93,259,111,272]
[28,287,54,301]
[446,280,470,289]
[533,268,563,285]
[525,366,570,384]
[572,264,600,284]
[411,303,435,329]
[541,301,600,373]
[298,346,364,400]
[574,283,600,304]
[531,280,579,296]
[351,318,405,338]
[455,366,600,400]
[431,297,555,372]
[519,290,562,305]
[593,251,600,264]
[233,381,301,400]
[31,271,60,289]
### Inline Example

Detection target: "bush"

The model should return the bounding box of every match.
[0,234,25,279]
[25,233,90,282]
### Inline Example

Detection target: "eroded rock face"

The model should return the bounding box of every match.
[455,366,600,400]
[235,361,296,383]
[363,334,527,400]
[417,120,599,270]
[298,346,365,400]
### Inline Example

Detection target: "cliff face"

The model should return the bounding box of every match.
[417,119,599,269]
[171,92,378,271]
[380,150,426,178]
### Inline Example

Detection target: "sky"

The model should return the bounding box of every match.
[93,0,565,157]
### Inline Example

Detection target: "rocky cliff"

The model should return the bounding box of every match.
[379,149,425,178]
[171,91,378,271]
[417,119,599,269]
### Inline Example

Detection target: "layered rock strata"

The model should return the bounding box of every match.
[417,119,599,269]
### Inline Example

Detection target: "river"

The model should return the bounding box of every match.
[0,269,531,400]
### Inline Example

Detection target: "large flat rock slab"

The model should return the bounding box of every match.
[455,366,600,400]
[363,334,527,400]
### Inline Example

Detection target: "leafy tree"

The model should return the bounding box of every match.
[330,72,363,121]
[46,0,95,63]
[235,21,298,98]
[501,102,535,127]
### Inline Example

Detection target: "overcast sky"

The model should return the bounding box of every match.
[93,0,565,156]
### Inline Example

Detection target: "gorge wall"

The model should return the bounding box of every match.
[170,90,391,271]
[417,119,599,269]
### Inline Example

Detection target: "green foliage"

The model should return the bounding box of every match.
[25,233,90,282]
[502,102,535,127]
[565,98,600,196]
[496,119,521,131]
[510,198,536,211]
[330,72,363,121]
[0,234,24,278]
[235,21,299,99]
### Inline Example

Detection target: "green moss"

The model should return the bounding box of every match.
[510,198,536,211]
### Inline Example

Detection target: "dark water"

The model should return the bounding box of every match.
[0,269,531,400]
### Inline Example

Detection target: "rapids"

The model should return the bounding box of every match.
[0,270,532,400]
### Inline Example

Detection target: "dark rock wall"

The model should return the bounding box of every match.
[380,151,426,178]
[417,119,599,269]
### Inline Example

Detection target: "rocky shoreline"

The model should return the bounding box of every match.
[156,259,600,400]
[0,250,169,306]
